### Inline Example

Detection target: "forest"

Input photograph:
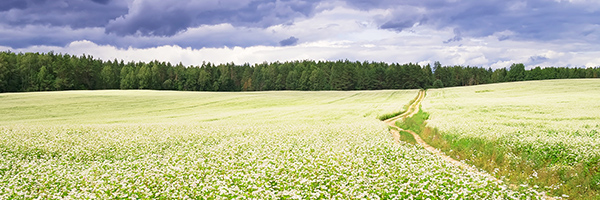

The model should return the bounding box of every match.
[0,51,598,93]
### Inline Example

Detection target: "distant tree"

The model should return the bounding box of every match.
[183,67,199,91]
[198,69,211,91]
[434,62,456,87]
[37,65,54,91]
[212,81,220,91]
[491,68,507,83]
[371,63,386,90]
[298,69,311,91]
[507,63,526,81]
[173,63,186,90]
[329,61,355,90]
[403,63,423,89]
[526,66,543,80]
[422,64,434,88]
[0,52,20,92]
[162,79,173,90]
[240,67,253,91]
[99,65,114,89]
[584,68,595,78]
[120,64,138,89]
[432,79,444,88]
[251,65,264,91]
[149,62,163,89]
[384,64,401,89]
[354,62,372,90]
[217,64,234,91]
[1,51,600,93]
[275,74,285,90]
[309,68,328,91]
[286,70,298,90]
[0,54,8,92]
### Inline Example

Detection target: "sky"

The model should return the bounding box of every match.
[1,0,599,69]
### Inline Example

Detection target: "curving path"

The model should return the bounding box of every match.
[384,90,555,200]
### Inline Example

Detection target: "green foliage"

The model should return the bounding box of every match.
[398,130,417,144]
[1,51,598,93]
[36,66,54,91]
[507,63,526,81]
[377,110,406,121]
[592,173,600,190]
[432,79,444,88]
[474,89,492,93]
[396,108,429,133]
[377,92,422,121]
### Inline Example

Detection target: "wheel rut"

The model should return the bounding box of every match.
[384,90,555,200]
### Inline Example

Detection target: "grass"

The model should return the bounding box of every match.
[396,107,429,134]
[0,89,539,199]
[376,93,421,121]
[420,79,600,199]
[377,110,406,121]
[387,126,417,145]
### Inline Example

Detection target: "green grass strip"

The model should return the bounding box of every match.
[401,107,600,199]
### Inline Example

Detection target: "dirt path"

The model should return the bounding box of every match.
[384,90,555,200]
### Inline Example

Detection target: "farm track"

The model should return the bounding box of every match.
[384,90,555,200]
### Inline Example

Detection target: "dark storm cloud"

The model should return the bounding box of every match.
[0,0,28,11]
[279,36,299,46]
[91,0,111,5]
[0,25,107,49]
[379,20,416,32]
[345,0,600,42]
[443,28,462,44]
[529,55,549,64]
[0,0,321,48]
[498,35,511,41]
[0,23,277,49]
[2,0,600,49]
[105,0,322,37]
[343,0,450,10]
[0,0,128,28]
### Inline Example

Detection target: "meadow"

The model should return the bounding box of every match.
[422,79,600,198]
[0,90,541,199]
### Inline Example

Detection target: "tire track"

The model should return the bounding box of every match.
[383,90,555,200]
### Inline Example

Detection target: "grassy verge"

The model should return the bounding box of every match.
[398,131,417,145]
[399,108,600,199]
[377,110,407,121]
[388,126,417,145]
[377,95,419,121]
[395,108,429,133]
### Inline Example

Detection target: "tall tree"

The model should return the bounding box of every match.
[309,67,328,91]
[2,51,600,93]
[100,65,114,89]
[422,64,434,89]
[137,64,151,89]
[507,63,526,81]
[286,70,298,90]
[37,65,55,91]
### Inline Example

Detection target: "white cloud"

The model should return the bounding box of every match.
[2,2,600,69]
[5,34,599,70]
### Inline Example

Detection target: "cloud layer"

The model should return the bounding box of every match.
[1,0,599,68]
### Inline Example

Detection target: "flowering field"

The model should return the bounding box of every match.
[423,79,600,198]
[0,90,540,198]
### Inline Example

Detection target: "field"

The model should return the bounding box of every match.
[0,90,541,199]
[422,79,600,198]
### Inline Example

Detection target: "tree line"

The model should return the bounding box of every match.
[0,51,598,93]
